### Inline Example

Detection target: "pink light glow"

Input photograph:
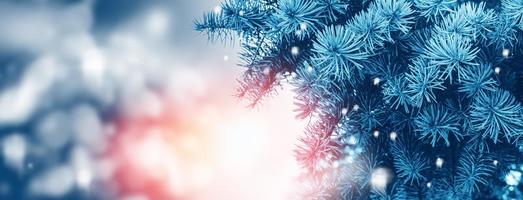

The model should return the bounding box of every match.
[107,71,306,200]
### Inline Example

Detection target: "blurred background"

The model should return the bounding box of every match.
[0,0,305,199]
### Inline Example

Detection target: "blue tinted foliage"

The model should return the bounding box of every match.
[291,62,322,119]
[434,10,474,38]
[353,151,382,189]
[456,2,495,41]
[455,148,495,194]
[348,10,388,52]
[487,17,519,49]
[422,34,479,82]
[390,136,429,185]
[371,0,415,39]
[470,89,523,143]
[354,94,386,132]
[274,0,324,39]
[415,104,461,146]
[405,58,445,107]
[312,25,369,80]
[413,0,456,23]
[197,0,523,198]
[375,0,414,29]
[316,0,348,23]
[458,63,498,98]
[195,12,232,41]
[195,0,267,41]
[400,28,432,56]
[296,117,342,174]
[383,75,411,112]
[502,0,523,28]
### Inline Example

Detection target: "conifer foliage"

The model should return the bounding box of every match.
[196,0,523,199]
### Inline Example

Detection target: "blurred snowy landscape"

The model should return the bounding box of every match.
[0,0,304,199]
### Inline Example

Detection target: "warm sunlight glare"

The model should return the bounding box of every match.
[113,89,304,200]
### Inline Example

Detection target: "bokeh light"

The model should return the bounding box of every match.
[0,1,305,199]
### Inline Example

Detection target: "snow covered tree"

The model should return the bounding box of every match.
[196,0,523,199]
